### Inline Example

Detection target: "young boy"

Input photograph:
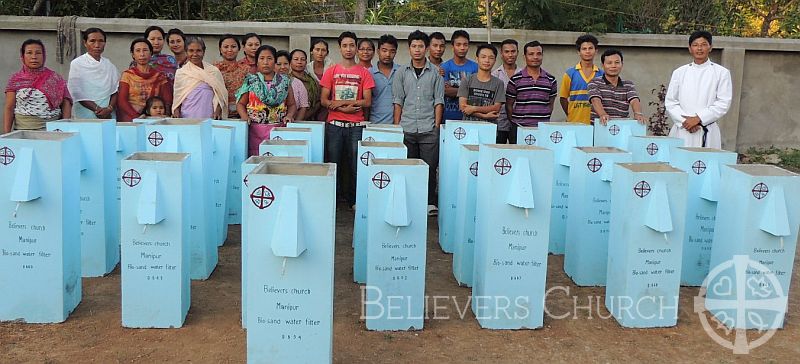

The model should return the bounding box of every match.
[441,30,478,121]
[559,34,602,124]
[457,44,505,123]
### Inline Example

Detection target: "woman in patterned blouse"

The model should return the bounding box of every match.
[117,38,172,122]
[4,39,72,133]
[235,45,297,156]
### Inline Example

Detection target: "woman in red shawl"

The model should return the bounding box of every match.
[117,38,173,122]
[3,39,72,133]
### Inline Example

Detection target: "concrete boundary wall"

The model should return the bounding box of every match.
[1,16,798,150]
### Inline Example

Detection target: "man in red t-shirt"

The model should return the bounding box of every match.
[320,31,375,208]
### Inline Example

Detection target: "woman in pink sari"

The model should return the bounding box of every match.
[172,37,227,119]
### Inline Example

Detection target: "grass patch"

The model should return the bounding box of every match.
[742,147,800,172]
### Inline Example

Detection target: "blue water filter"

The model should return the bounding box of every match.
[270,127,317,161]
[592,119,645,150]
[245,162,336,364]
[213,119,248,224]
[669,147,738,286]
[144,118,216,280]
[259,140,310,162]
[47,119,119,277]
[211,125,234,246]
[628,135,683,163]
[605,163,687,328]
[0,131,81,323]
[115,122,146,211]
[439,120,496,254]
[564,147,632,286]
[286,121,325,163]
[537,122,593,255]
[707,164,799,329]
[240,155,303,329]
[120,152,191,328]
[516,126,540,146]
[353,141,407,284]
[362,128,404,143]
[452,144,479,287]
[472,144,553,329]
[364,159,428,331]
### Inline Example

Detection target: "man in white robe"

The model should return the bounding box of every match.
[665,30,732,149]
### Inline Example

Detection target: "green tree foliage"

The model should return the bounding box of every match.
[496,0,720,34]
[387,0,483,27]
[0,0,797,38]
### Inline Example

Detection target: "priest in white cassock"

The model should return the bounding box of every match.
[665,30,732,149]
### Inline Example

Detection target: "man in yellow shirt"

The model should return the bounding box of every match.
[559,34,603,124]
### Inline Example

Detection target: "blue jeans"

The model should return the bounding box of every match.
[324,123,364,205]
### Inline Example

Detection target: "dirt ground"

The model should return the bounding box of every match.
[2,207,798,363]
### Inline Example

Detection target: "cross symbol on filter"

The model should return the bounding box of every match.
[550,131,563,143]
[360,151,375,166]
[453,127,467,140]
[524,134,536,145]
[148,131,164,147]
[372,171,391,189]
[250,186,275,209]
[494,158,511,175]
[634,180,651,198]
[0,146,15,165]
[122,169,141,187]
[692,160,707,175]
[752,182,769,200]
[646,142,659,156]
[469,161,478,176]
[587,158,602,173]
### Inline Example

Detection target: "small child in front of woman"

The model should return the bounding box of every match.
[141,96,168,118]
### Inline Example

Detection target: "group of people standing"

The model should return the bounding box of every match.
[3,26,732,215]
[2,27,330,152]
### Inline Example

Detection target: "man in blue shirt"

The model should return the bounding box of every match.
[441,29,478,121]
[369,34,400,124]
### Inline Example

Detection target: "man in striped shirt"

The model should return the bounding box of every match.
[505,41,557,144]
[587,49,646,125]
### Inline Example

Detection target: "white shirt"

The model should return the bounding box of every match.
[306,58,333,82]
[68,53,120,119]
[665,60,732,148]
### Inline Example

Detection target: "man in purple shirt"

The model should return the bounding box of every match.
[505,40,557,144]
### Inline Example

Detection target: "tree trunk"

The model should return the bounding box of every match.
[760,16,774,37]
[31,0,46,15]
[759,2,780,37]
[355,0,367,23]
[486,0,492,43]
[183,0,190,19]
